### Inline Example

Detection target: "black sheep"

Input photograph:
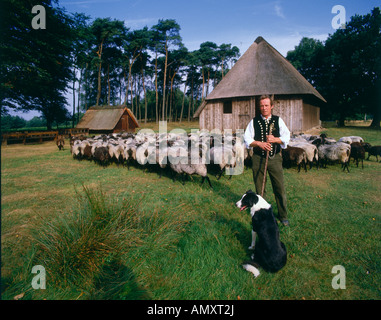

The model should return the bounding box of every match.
[364,144,381,162]
[93,146,110,168]
[282,146,307,172]
[350,142,365,168]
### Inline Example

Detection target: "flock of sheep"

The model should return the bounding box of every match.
[284,133,381,172]
[68,130,381,187]
[69,130,247,188]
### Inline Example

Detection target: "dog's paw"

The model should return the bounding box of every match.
[248,245,255,250]
[251,254,255,260]
[242,264,260,278]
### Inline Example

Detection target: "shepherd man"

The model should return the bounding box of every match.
[244,94,291,226]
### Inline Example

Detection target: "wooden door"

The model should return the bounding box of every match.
[121,115,129,131]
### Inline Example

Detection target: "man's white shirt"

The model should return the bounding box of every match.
[244,115,290,149]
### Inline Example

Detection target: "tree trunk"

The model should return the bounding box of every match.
[141,67,148,124]
[96,62,102,106]
[188,76,194,122]
[126,66,131,107]
[370,110,380,127]
[162,40,168,121]
[155,52,159,123]
[96,41,103,106]
[221,57,225,78]
[72,68,76,128]
[127,55,140,109]
[206,69,210,97]
[119,76,123,105]
[77,68,82,124]
[44,107,53,131]
[130,72,134,112]
[169,71,177,122]
[123,68,127,105]
[84,63,88,111]
[166,88,170,121]
[135,75,140,121]
[179,76,187,123]
[338,112,346,127]
[201,68,205,99]
[107,64,111,105]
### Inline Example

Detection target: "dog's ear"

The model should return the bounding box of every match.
[250,192,259,206]
[244,191,258,207]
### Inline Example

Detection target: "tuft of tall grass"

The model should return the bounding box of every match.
[30,185,145,290]
[27,184,193,299]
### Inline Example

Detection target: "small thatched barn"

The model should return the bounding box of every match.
[76,105,139,133]
[194,36,326,133]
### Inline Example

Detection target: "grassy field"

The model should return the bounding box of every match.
[1,123,380,300]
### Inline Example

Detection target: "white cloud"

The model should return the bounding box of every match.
[124,18,157,29]
[274,3,285,19]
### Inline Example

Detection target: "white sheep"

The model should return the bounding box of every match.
[71,144,81,159]
[108,143,124,164]
[208,146,236,180]
[136,142,157,170]
[171,153,212,187]
[123,143,137,169]
[288,141,319,169]
[338,136,364,144]
[71,140,90,159]
[349,136,364,143]
[318,142,351,172]
[165,145,211,187]
[233,137,246,174]
[338,136,353,144]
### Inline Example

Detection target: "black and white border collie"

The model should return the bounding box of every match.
[236,190,287,277]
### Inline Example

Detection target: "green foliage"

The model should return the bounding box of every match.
[286,37,324,86]
[1,115,27,131]
[287,7,381,127]
[0,114,73,132]
[0,0,74,128]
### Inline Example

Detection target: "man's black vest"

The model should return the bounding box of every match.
[253,115,281,157]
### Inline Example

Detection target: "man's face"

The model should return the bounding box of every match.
[259,98,273,118]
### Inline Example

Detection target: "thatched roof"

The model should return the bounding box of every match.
[194,36,326,117]
[76,105,139,131]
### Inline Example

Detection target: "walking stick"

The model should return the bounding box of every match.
[261,123,274,197]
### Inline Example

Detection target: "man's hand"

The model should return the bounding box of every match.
[249,135,282,151]
[266,135,282,144]
[250,141,272,151]
[259,141,272,151]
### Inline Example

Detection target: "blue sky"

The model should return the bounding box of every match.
[11,0,380,120]
[59,0,380,55]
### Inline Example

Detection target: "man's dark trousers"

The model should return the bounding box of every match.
[251,152,288,221]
